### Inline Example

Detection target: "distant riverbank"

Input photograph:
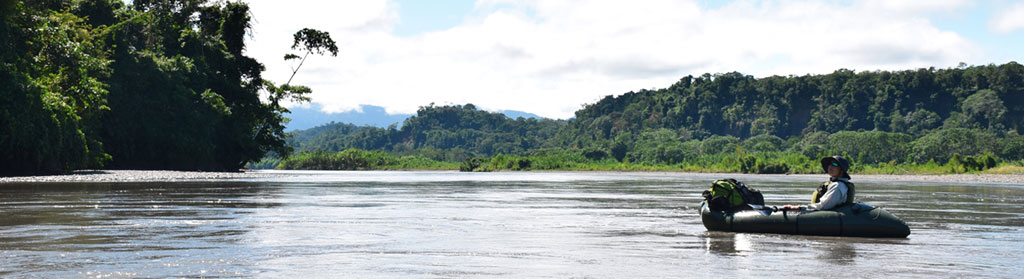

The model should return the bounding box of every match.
[787,173,1024,184]
[0,170,287,183]
[2,169,1023,184]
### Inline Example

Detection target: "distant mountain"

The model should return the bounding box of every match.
[285,104,551,131]
[285,104,412,131]
[286,104,568,161]
[497,110,545,119]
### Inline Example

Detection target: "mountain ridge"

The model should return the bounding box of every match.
[286,104,548,131]
[282,63,1024,168]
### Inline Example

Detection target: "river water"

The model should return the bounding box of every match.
[2,171,1022,278]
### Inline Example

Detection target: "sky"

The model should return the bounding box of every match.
[243,0,1024,119]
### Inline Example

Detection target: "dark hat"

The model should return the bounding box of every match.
[821,155,851,178]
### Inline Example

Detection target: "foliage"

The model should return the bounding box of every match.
[825,131,913,164]
[96,1,288,170]
[1,0,328,174]
[1,2,111,175]
[1000,132,1024,161]
[278,148,453,170]
[947,153,999,173]
[909,128,997,164]
[890,108,941,136]
[286,104,568,161]
[960,89,1006,130]
[275,62,1023,174]
[556,64,1024,151]
[6,0,1023,176]
[248,157,283,169]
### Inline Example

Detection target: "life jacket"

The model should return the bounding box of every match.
[703,179,764,211]
[811,177,855,205]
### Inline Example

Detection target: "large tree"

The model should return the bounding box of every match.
[1,0,333,174]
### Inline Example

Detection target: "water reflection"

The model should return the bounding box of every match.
[818,240,857,265]
[704,232,744,255]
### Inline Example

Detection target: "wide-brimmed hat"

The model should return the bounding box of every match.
[820,155,851,178]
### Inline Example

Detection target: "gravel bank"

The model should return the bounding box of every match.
[854,174,1024,184]
[748,173,1024,184]
[0,170,289,183]
[2,170,1022,184]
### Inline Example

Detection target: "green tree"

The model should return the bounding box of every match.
[275,61,1024,170]
[97,1,276,170]
[961,89,1007,130]
[260,28,339,158]
[910,128,997,163]
[890,109,941,136]
[827,131,912,164]
[1,2,111,175]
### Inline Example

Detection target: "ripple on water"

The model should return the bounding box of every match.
[1,171,1023,277]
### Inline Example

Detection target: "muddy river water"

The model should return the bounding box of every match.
[2,171,1022,278]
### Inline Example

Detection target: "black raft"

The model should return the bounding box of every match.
[700,202,911,238]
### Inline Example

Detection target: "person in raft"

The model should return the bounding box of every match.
[780,155,854,211]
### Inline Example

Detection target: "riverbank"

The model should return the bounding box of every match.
[0,170,288,183]
[2,169,1023,184]
[788,173,1024,184]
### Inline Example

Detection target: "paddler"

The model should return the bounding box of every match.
[780,155,854,211]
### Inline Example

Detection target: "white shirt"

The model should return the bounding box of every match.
[807,178,849,210]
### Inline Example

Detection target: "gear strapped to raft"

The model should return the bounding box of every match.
[702,179,764,211]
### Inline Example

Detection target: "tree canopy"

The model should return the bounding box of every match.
[287,104,567,162]
[1,0,330,175]
[285,63,1023,171]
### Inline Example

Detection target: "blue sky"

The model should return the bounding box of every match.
[391,0,476,37]
[245,0,1024,119]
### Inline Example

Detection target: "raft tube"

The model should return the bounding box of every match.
[700,202,911,238]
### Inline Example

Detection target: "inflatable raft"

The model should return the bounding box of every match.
[700,202,911,238]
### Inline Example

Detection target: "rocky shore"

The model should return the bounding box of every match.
[0,170,289,183]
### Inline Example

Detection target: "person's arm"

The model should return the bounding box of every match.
[806,182,846,210]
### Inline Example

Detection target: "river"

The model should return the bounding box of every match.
[2,171,1022,278]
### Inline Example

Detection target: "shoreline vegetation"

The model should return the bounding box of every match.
[271,64,1024,180]
[2,169,1022,184]
[259,147,1024,176]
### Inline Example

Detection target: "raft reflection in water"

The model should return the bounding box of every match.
[702,232,859,264]
[700,202,911,238]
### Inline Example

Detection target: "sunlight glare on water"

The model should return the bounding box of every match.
[1,171,1023,278]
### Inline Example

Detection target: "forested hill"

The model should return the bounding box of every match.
[284,63,1024,170]
[555,63,1023,148]
[287,104,567,161]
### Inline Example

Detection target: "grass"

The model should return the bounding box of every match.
[982,165,1024,175]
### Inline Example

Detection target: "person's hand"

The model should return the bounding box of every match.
[780,205,802,211]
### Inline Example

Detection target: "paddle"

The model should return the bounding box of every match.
[746,204,778,216]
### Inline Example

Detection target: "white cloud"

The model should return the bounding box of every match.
[245,0,979,119]
[990,2,1024,33]
[862,0,972,13]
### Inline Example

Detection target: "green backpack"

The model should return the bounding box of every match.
[702,179,763,211]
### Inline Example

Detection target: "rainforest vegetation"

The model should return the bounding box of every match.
[277,62,1024,174]
[1,0,330,175]
[3,1,1022,176]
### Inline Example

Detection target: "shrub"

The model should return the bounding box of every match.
[911,128,997,163]
[460,158,487,172]
[827,131,912,164]
[755,159,789,174]
[581,147,608,161]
